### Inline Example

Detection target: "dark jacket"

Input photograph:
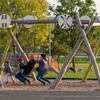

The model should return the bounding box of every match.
[19,63,25,67]
[20,60,35,75]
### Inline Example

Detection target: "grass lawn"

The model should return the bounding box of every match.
[44,71,97,79]
[33,70,97,80]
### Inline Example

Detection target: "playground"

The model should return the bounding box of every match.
[1,13,100,91]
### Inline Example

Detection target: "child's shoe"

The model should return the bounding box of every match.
[5,81,9,84]
[24,80,28,85]
[13,81,15,85]
[42,81,46,86]
[70,67,77,73]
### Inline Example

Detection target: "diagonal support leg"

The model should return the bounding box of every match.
[0,76,4,87]
[75,14,100,83]
[7,28,29,63]
[49,16,97,89]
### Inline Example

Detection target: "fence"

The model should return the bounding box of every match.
[0,53,22,67]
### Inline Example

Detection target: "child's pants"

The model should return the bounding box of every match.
[6,73,14,82]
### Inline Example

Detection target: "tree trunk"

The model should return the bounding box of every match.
[58,56,59,65]
[56,56,60,70]
[13,43,17,67]
[72,56,75,68]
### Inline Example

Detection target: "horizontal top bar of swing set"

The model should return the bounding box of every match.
[11,19,100,26]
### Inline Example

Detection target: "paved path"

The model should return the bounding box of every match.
[0,91,100,100]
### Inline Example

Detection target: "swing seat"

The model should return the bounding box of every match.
[24,67,35,76]
[9,67,21,76]
[24,67,37,81]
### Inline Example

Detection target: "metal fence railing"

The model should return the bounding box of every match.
[0,53,22,67]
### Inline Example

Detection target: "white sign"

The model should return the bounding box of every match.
[80,16,91,20]
[0,14,11,28]
[80,16,91,29]
[58,14,72,29]
[23,15,34,28]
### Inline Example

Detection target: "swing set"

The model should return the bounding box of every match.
[0,14,100,89]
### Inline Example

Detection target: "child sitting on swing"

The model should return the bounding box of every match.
[0,60,15,84]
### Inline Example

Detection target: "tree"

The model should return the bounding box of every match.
[0,0,49,53]
[51,24,70,65]
[49,0,99,68]
[78,26,100,56]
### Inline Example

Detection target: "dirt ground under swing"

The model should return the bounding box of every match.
[1,74,100,91]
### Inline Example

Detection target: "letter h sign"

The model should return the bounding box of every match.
[0,14,11,28]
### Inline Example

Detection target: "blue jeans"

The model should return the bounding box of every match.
[15,70,28,82]
[36,69,48,83]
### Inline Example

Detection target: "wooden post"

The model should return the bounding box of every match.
[49,16,97,89]
[0,76,4,87]
[7,28,29,63]
[75,14,100,84]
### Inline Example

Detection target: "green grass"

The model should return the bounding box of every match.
[33,70,97,79]
[45,71,97,79]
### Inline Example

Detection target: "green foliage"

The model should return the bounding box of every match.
[0,29,10,51]
[0,0,49,53]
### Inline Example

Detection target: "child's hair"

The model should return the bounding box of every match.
[41,53,46,58]
[5,60,10,64]
[19,58,23,62]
